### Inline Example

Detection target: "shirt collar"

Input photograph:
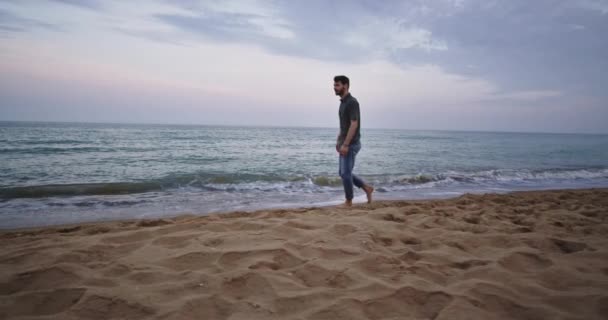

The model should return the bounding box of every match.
[340,92,351,102]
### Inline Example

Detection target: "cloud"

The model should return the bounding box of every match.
[0,8,62,33]
[158,0,294,41]
[393,0,608,97]
[156,12,294,42]
[148,0,451,63]
[49,0,102,10]
[343,20,447,54]
[0,0,606,133]
[575,0,608,14]
[482,90,562,102]
[568,23,586,30]
[140,0,608,101]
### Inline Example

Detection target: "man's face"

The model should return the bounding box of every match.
[334,81,346,96]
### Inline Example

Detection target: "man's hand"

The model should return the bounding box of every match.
[339,144,349,156]
[340,120,358,156]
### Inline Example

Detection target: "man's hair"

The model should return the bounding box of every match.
[334,75,350,87]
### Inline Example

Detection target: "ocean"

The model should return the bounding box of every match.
[1,121,607,229]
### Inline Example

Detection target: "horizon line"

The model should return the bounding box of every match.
[0,119,606,136]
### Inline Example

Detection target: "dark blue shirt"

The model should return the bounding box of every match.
[338,92,361,145]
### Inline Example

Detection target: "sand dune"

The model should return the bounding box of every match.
[1,188,607,319]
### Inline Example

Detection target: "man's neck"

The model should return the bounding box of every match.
[341,91,350,99]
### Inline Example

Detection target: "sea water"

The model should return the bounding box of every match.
[1,121,607,228]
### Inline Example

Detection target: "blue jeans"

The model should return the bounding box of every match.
[339,140,366,200]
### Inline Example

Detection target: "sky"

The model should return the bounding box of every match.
[0,0,607,133]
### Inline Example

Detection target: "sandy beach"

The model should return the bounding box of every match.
[1,188,607,319]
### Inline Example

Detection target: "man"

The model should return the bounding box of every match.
[334,75,374,206]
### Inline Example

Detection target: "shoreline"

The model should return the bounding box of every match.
[1,187,607,319]
[0,187,606,233]
[2,170,607,230]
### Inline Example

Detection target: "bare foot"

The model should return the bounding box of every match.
[340,199,353,207]
[363,185,374,204]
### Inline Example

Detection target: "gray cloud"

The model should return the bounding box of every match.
[0,8,62,33]
[1,0,606,132]
[415,1,608,96]
[4,0,607,99]
[48,0,102,10]
[154,0,447,63]
[151,0,608,100]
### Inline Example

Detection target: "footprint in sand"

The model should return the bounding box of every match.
[449,259,491,270]
[127,271,182,285]
[382,213,406,223]
[70,295,156,319]
[203,237,224,247]
[0,266,81,295]
[550,238,589,254]
[283,220,319,230]
[498,251,553,273]
[56,243,143,266]
[164,295,233,320]
[162,251,221,271]
[466,282,551,319]
[151,234,198,249]
[331,224,358,236]
[355,254,403,279]
[0,250,54,268]
[0,288,86,317]
[362,286,454,320]
[101,230,154,244]
[136,219,173,228]
[400,236,422,246]
[370,233,394,247]
[218,248,305,270]
[221,272,277,301]
[291,263,354,288]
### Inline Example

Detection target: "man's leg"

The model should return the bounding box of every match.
[350,144,374,203]
[339,150,355,203]
[350,150,365,189]
[352,175,365,189]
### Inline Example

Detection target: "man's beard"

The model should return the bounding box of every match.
[334,88,344,96]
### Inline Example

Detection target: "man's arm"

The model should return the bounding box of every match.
[342,100,360,146]
[342,120,358,146]
[339,100,360,155]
